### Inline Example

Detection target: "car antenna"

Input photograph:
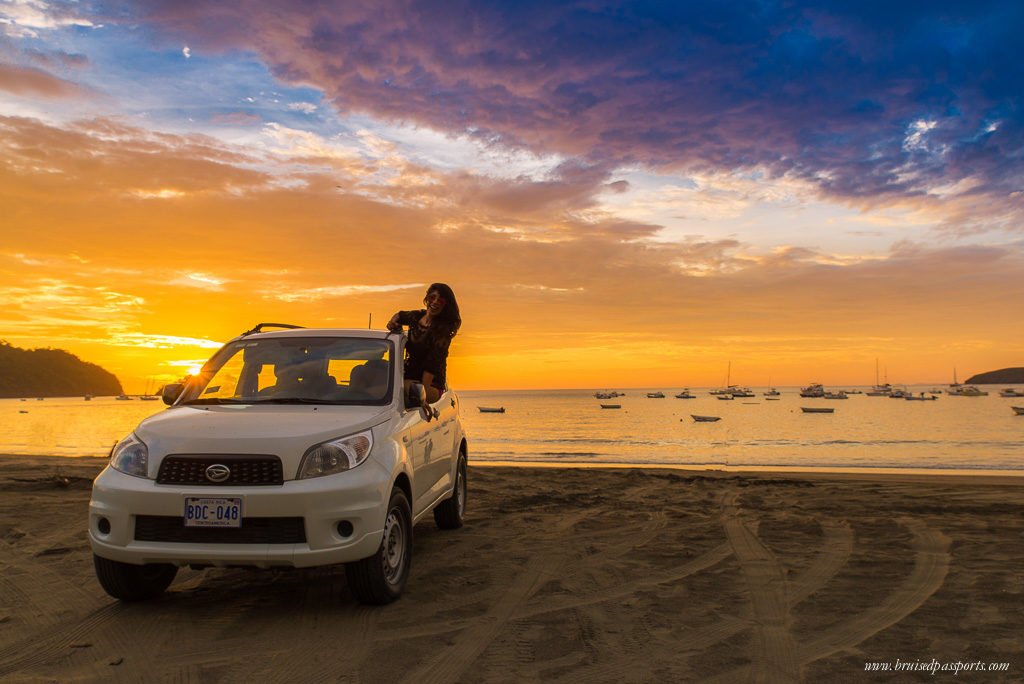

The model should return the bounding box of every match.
[368,313,372,329]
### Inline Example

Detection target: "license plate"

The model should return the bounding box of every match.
[184,497,242,528]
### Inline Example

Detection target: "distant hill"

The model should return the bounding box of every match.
[964,367,1024,385]
[0,341,123,398]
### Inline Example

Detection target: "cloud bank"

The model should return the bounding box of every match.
[120,0,1024,234]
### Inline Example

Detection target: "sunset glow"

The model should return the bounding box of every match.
[2,1,1022,392]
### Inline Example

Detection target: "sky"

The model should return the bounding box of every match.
[1,0,1022,392]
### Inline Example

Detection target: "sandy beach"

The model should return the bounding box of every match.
[1,456,1021,682]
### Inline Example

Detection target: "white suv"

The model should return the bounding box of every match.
[88,324,468,605]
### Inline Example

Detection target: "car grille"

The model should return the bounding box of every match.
[134,516,306,544]
[157,455,284,486]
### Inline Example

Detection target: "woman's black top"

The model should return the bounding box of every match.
[395,309,452,389]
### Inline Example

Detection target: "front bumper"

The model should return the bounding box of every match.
[89,461,390,569]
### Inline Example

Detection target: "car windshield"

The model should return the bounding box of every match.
[179,336,393,406]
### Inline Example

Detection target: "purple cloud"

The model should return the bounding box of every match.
[115,1,1024,230]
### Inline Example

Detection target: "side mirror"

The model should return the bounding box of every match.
[161,383,184,405]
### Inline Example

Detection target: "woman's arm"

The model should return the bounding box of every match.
[387,310,417,331]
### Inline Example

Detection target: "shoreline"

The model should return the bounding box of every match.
[6,452,1023,484]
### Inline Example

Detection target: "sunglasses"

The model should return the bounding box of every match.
[424,294,447,306]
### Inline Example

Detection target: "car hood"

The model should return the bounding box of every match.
[135,404,391,476]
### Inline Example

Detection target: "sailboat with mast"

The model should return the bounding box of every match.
[709,361,754,397]
[866,358,892,396]
[709,361,733,396]
[947,368,988,396]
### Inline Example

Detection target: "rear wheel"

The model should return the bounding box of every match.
[93,555,177,601]
[345,488,412,605]
[434,454,466,529]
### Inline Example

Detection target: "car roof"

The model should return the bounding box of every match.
[228,328,397,343]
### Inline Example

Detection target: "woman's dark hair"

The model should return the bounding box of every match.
[426,282,461,338]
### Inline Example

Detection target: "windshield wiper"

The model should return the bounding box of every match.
[180,397,251,405]
[244,397,341,405]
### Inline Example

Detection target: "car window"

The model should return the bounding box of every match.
[180,337,393,405]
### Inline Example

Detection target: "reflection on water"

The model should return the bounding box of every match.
[1,388,1021,473]
[0,396,166,457]
[458,387,1024,473]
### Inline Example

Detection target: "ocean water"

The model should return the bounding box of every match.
[2,388,1022,474]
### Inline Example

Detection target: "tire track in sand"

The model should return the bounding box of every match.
[0,603,125,676]
[716,491,800,683]
[399,514,583,684]
[796,518,950,666]
[545,515,854,683]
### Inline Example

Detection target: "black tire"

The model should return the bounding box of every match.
[433,454,466,530]
[93,554,177,601]
[345,488,412,605]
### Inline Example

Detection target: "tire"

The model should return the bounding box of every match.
[345,488,412,605]
[93,554,177,601]
[433,454,466,530]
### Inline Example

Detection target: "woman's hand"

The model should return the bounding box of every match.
[386,312,402,332]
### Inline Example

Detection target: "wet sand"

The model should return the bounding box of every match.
[0,455,1021,682]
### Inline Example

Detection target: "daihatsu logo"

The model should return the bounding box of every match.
[205,464,231,483]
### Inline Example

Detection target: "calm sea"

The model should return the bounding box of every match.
[2,388,1022,474]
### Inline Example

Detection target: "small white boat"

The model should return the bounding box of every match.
[947,385,988,396]
[1012,406,1024,415]
[594,391,623,399]
[690,415,721,422]
[478,406,505,413]
[600,404,621,409]
[799,383,825,398]
[999,388,1024,398]
[646,392,665,398]
[716,395,734,401]
[801,407,834,413]
[115,394,134,401]
[763,388,780,396]
[905,393,937,401]
[823,391,848,399]
[675,390,695,398]
[139,395,160,401]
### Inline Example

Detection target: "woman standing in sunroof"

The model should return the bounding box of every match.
[387,283,461,415]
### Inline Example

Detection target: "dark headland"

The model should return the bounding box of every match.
[965,367,1024,384]
[0,341,122,398]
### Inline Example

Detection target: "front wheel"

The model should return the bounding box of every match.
[433,454,466,529]
[93,555,177,601]
[345,488,412,605]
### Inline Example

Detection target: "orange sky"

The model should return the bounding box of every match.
[2,3,1023,392]
[2,114,1021,391]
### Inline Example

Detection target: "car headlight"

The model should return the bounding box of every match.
[110,433,149,478]
[297,430,373,479]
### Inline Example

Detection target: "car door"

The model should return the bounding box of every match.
[392,333,438,516]
[424,390,458,495]
[402,408,436,515]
